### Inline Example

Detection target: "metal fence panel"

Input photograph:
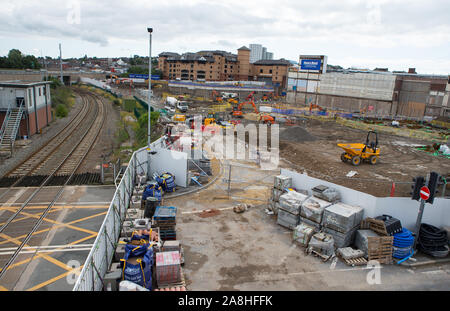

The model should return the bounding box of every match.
[73,147,148,291]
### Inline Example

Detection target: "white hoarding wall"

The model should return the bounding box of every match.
[281,169,450,230]
[150,148,188,187]
[135,137,188,187]
[318,72,396,101]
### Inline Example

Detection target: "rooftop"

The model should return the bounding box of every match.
[0,80,52,88]
[253,59,292,66]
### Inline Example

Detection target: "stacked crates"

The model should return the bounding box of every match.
[153,206,177,241]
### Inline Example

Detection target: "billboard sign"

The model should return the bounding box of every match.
[128,74,161,80]
[300,59,321,71]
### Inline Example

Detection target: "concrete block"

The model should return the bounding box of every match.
[120,227,135,238]
[323,225,359,248]
[322,203,364,234]
[337,247,364,260]
[299,216,321,231]
[104,269,122,291]
[354,229,380,257]
[133,218,149,230]
[114,243,126,261]
[109,262,121,271]
[277,209,299,230]
[300,196,332,224]
[279,191,309,215]
[272,188,284,202]
[274,175,292,191]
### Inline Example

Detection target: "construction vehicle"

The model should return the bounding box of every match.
[172,114,186,122]
[212,90,223,103]
[258,114,275,125]
[309,103,326,112]
[232,101,258,117]
[338,131,380,166]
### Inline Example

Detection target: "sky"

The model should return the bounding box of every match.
[0,0,449,75]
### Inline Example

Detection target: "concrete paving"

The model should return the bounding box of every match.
[165,159,450,291]
[0,185,115,291]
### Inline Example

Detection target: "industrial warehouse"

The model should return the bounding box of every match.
[0,1,448,304]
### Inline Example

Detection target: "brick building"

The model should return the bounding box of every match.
[158,46,291,89]
[0,81,52,138]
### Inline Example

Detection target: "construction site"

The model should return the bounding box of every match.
[0,15,449,296]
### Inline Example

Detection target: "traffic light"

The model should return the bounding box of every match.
[426,172,440,204]
[411,176,425,201]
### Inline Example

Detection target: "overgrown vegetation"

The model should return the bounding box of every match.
[55,104,68,118]
[43,76,74,119]
[122,99,137,112]
[134,111,160,147]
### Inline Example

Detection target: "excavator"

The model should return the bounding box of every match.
[232,101,258,117]
[309,103,327,113]
[211,90,223,103]
[258,114,275,125]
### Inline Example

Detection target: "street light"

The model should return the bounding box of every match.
[147,27,153,178]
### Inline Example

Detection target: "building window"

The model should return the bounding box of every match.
[260,69,263,73]
[269,69,272,74]
[224,70,227,73]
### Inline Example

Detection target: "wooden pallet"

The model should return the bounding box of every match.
[157,267,187,290]
[306,247,333,262]
[367,236,393,264]
[361,218,388,236]
[338,255,368,266]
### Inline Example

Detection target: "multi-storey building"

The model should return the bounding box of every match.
[158,46,291,88]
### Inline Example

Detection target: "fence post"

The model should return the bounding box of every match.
[100,162,104,184]
[104,227,109,269]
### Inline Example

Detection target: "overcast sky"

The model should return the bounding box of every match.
[0,0,449,74]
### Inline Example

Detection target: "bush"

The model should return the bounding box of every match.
[55,104,68,118]
[113,99,121,106]
[123,99,137,112]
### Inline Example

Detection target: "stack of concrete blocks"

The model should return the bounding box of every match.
[312,185,341,203]
[268,175,292,215]
[104,261,123,291]
[293,223,316,247]
[354,229,381,258]
[322,203,364,249]
[299,196,332,231]
[308,232,335,257]
[277,190,309,230]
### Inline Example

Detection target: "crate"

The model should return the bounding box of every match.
[360,218,388,236]
[374,215,402,235]
[153,206,177,220]
[367,236,393,264]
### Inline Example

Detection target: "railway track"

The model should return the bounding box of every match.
[0,89,107,284]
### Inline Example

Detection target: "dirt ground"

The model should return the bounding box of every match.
[166,156,450,291]
[76,92,121,173]
[276,118,450,197]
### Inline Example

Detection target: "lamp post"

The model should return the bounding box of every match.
[147,27,153,178]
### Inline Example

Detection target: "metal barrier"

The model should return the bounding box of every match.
[72,147,147,291]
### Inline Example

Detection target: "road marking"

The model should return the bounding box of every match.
[26,265,84,291]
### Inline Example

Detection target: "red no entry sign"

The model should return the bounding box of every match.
[420,186,430,201]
